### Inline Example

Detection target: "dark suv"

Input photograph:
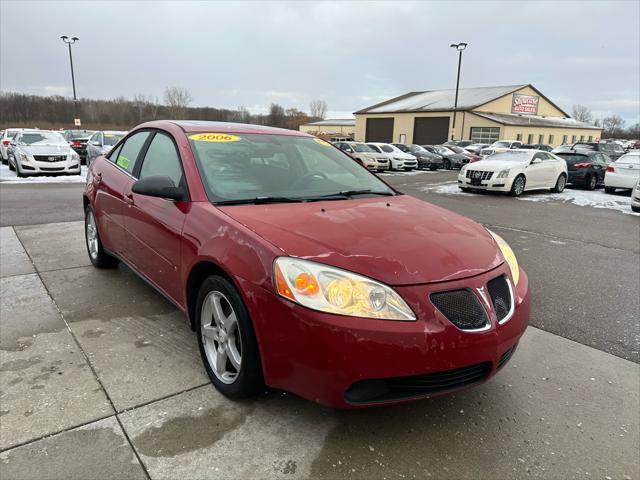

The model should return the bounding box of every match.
[556,150,611,190]
[571,142,625,161]
[63,130,96,163]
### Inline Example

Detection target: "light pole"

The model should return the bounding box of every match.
[450,42,467,141]
[61,35,80,126]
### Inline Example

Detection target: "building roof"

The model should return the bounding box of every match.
[471,112,600,130]
[355,85,528,114]
[303,119,355,127]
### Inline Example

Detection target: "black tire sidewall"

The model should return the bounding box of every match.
[195,275,264,399]
[510,175,525,197]
[84,206,117,268]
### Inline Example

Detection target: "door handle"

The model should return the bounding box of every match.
[124,193,135,206]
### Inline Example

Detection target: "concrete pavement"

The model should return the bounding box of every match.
[0,178,639,479]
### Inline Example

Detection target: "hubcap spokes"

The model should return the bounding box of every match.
[86,212,98,259]
[201,291,242,384]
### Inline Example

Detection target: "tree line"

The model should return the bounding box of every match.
[0,87,328,131]
[571,105,638,139]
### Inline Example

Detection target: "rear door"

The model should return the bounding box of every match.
[122,130,188,301]
[91,131,152,256]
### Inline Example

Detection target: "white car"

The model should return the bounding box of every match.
[334,141,390,171]
[8,129,81,177]
[458,149,568,197]
[367,143,417,171]
[1,128,21,164]
[480,140,523,157]
[604,152,640,194]
[631,179,640,213]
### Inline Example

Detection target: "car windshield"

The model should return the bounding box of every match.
[66,130,95,140]
[408,145,424,153]
[103,133,124,146]
[486,151,533,162]
[19,131,66,145]
[381,145,394,153]
[491,141,511,148]
[352,143,374,153]
[189,133,395,203]
[617,153,640,165]
[447,145,465,154]
[434,146,450,154]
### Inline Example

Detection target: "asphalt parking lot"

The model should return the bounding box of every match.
[0,170,638,480]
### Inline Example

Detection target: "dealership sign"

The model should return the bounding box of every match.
[511,94,539,115]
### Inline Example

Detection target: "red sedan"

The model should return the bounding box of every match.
[83,121,530,408]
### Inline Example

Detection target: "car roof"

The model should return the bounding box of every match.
[136,120,310,137]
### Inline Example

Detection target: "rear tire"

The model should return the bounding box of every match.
[551,173,566,193]
[586,174,597,190]
[444,159,452,170]
[510,175,526,197]
[604,187,615,194]
[84,206,119,268]
[196,275,264,399]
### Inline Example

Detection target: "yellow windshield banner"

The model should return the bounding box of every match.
[190,133,241,142]
[313,138,331,146]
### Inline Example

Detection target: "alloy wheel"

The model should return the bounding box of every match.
[201,291,242,384]
[514,177,525,195]
[86,210,99,260]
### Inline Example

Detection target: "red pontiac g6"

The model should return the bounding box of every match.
[83,121,530,408]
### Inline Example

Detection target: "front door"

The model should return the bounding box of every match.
[525,153,548,189]
[122,130,188,302]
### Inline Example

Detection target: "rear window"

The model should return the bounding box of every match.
[557,154,590,164]
[381,145,394,153]
[103,133,124,146]
[616,153,640,165]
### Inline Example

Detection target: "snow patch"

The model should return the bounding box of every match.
[422,182,639,216]
[0,163,87,184]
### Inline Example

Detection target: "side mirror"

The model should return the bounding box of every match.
[132,175,185,201]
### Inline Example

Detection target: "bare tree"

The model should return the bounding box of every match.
[268,103,286,127]
[309,100,327,120]
[602,114,626,136]
[571,104,593,124]
[164,86,193,119]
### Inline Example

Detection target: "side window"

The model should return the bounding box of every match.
[113,131,151,174]
[532,153,545,162]
[138,132,184,187]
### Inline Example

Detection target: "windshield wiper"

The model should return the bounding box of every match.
[320,189,395,198]
[214,196,305,206]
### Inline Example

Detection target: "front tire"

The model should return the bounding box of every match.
[443,159,452,170]
[632,206,640,213]
[510,175,526,197]
[551,174,566,193]
[84,206,118,268]
[196,275,264,399]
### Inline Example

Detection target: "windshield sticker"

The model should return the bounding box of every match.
[313,138,331,146]
[190,133,241,142]
[116,155,130,169]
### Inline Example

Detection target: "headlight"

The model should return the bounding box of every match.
[460,164,468,174]
[274,257,416,321]
[497,169,510,178]
[487,230,520,285]
[19,153,29,162]
[71,152,80,160]
[394,157,404,161]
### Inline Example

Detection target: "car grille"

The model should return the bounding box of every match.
[487,275,513,322]
[466,170,494,180]
[430,289,488,330]
[497,344,518,370]
[344,362,492,404]
[34,155,67,162]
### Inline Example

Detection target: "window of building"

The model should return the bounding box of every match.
[580,135,585,142]
[588,135,593,142]
[572,135,577,143]
[469,127,500,144]
[549,134,554,144]
[537,134,543,144]
[516,133,522,141]
[562,135,568,144]
[527,134,534,144]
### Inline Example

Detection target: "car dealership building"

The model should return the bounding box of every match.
[353,84,602,147]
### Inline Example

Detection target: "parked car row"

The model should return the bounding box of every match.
[1,127,127,176]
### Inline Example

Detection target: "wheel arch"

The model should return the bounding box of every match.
[186,260,237,331]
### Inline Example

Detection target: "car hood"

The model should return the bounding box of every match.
[20,144,70,155]
[220,195,503,286]
[468,160,526,172]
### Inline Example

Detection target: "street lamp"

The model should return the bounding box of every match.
[450,42,467,141]
[61,35,80,126]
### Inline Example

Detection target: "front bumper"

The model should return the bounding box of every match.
[240,264,530,408]
[17,157,81,175]
[458,176,511,192]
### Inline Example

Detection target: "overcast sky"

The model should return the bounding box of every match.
[1,1,638,123]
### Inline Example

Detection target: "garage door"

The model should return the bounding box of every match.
[365,118,394,142]
[413,117,450,145]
